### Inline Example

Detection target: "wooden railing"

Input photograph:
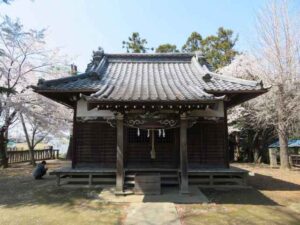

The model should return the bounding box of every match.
[289,155,300,167]
[7,148,59,164]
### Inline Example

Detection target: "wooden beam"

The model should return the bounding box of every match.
[115,113,124,195]
[180,113,189,194]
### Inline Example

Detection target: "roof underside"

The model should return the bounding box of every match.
[34,53,267,107]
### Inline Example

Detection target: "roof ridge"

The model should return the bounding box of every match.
[191,56,210,74]
[94,55,108,74]
[105,53,195,57]
[208,71,260,87]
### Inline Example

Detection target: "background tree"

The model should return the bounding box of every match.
[122,32,152,53]
[220,4,300,169]
[220,54,276,163]
[0,16,68,168]
[19,93,71,166]
[202,27,239,69]
[181,32,202,53]
[182,28,239,70]
[250,1,300,169]
[155,44,179,53]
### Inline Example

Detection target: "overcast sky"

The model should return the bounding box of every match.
[1,0,299,71]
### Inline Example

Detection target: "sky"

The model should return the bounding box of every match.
[0,0,297,71]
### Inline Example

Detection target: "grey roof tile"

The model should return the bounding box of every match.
[35,53,265,102]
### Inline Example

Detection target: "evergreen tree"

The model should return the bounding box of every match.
[182,28,239,70]
[181,32,203,53]
[156,43,179,53]
[122,32,152,53]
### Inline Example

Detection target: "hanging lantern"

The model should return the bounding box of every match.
[147,129,150,138]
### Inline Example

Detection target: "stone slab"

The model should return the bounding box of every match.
[124,202,181,225]
[98,185,208,203]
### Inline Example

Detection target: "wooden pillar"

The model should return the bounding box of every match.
[115,113,124,195]
[224,102,230,168]
[71,107,77,168]
[180,113,189,194]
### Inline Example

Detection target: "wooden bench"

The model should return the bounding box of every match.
[134,173,161,195]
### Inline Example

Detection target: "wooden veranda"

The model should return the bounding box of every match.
[50,166,248,189]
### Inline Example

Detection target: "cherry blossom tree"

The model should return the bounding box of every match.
[252,1,300,169]
[0,16,71,168]
[220,54,276,163]
[19,93,71,166]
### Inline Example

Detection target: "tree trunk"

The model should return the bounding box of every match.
[269,148,278,168]
[234,132,241,161]
[253,148,260,163]
[29,147,36,166]
[0,110,17,169]
[278,130,290,169]
[0,130,8,168]
[277,85,290,170]
[19,113,36,167]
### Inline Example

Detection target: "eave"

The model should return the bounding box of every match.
[205,89,268,108]
[33,88,96,108]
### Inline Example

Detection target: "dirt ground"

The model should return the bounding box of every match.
[0,160,126,225]
[1,160,300,225]
[177,163,300,225]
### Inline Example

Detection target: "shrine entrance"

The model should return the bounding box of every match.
[125,127,179,169]
[122,112,180,169]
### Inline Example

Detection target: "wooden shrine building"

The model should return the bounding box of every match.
[33,49,267,194]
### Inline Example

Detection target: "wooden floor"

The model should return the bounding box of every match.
[50,166,247,173]
[49,166,248,188]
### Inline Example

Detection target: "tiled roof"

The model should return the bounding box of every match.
[35,73,102,92]
[35,53,265,103]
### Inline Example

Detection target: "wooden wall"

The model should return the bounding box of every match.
[187,122,226,168]
[75,122,116,167]
[73,120,227,169]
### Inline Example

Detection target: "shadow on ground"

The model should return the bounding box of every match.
[97,185,208,204]
[201,188,278,205]
[247,173,300,191]
[0,173,104,208]
[0,161,107,209]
